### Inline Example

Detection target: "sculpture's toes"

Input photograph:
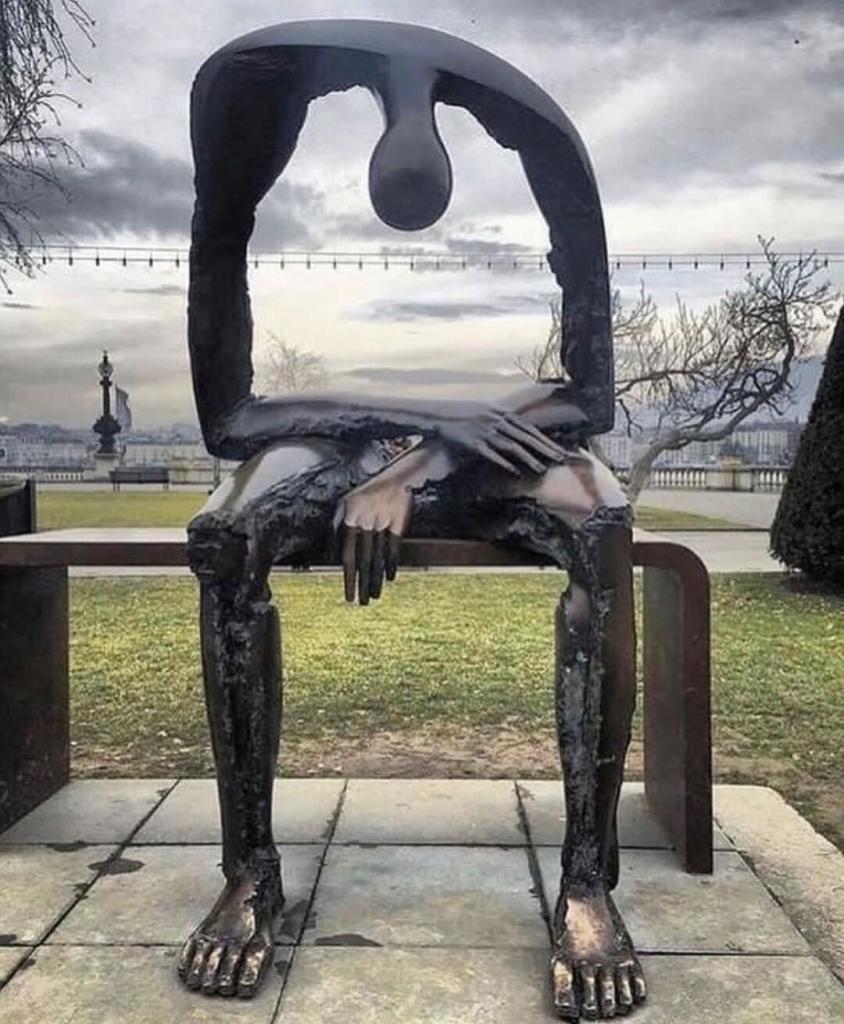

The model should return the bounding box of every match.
[551,954,579,1020]
[201,941,228,995]
[578,963,600,1019]
[183,936,214,991]
[217,943,245,996]
[628,960,647,1006]
[552,954,647,1020]
[236,936,273,998]
[177,934,195,984]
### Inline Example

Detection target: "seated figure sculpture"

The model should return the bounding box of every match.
[181,20,645,1021]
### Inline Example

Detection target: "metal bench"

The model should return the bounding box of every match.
[0,527,712,872]
[109,466,170,491]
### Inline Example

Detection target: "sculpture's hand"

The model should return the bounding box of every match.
[437,403,568,474]
[498,379,592,436]
[333,472,413,605]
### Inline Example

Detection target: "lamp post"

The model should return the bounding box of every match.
[92,350,122,476]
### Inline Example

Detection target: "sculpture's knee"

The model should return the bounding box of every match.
[187,509,249,585]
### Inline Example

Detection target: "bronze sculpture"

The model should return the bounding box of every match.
[182,20,644,1020]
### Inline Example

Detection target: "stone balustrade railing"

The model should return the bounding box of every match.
[636,464,789,492]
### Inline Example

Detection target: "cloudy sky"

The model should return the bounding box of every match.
[2,0,843,428]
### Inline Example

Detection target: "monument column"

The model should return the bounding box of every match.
[92,350,122,478]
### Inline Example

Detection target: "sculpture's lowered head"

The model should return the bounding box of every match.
[368,113,452,231]
[368,63,452,231]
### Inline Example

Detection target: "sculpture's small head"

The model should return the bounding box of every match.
[368,65,452,231]
[368,119,452,230]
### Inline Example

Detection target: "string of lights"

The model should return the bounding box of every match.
[24,242,844,272]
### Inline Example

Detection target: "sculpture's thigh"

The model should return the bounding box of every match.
[188,439,380,580]
[502,445,629,527]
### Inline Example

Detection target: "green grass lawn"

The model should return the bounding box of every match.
[38,489,743,532]
[39,490,206,529]
[69,572,844,845]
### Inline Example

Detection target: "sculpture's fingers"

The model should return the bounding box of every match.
[476,440,518,475]
[218,944,244,997]
[385,531,401,581]
[370,530,386,599]
[357,529,374,605]
[492,435,545,473]
[342,526,358,603]
[499,416,567,460]
[201,942,227,994]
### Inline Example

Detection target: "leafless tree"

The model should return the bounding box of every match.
[258,331,329,393]
[518,239,837,501]
[0,0,94,291]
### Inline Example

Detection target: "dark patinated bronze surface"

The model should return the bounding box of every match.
[182,19,647,1016]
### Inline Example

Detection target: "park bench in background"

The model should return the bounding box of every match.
[109,466,170,491]
[0,526,712,873]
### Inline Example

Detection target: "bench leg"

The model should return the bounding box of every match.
[641,546,713,873]
[0,566,69,832]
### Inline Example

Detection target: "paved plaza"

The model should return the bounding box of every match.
[1,779,842,1022]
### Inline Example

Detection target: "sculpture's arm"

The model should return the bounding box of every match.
[335,380,589,602]
[211,388,567,472]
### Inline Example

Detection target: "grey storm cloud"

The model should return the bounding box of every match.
[29,130,324,247]
[345,366,525,386]
[353,293,550,321]
[119,284,186,296]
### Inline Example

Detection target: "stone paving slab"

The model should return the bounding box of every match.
[537,847,808,954]
[0,780,174,845]
[334,779,523,845]
[519,780,732,849]
[0,946,32,985]
[134,779,343,844]
[0,844,116,943]
[306,845,547,948]
[276,947,844,1022]
[49,845,324,946]
[0,945,290,1023]
[714,785,844,983]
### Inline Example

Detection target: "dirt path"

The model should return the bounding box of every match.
[72,724,843,853]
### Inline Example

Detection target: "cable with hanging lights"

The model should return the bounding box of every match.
[28,243,842,272]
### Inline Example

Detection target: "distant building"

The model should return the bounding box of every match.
[0,432,90,469]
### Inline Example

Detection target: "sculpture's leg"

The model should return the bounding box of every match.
[177,439,374,998]
[412,449,644,1021]
[179,520,282,998]
[550,518,645,1021]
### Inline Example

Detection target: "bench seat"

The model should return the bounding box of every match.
[0,527,712,873]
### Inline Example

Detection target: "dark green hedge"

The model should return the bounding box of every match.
[770,307,844,585]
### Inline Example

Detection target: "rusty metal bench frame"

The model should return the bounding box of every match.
[0,527,712,873]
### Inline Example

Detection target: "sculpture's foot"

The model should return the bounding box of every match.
[551,886,646,1020]
[178,859,283,998]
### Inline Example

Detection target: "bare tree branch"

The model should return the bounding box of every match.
[257,331,329,393]
[517,239,838,501]
[0,0,94,291]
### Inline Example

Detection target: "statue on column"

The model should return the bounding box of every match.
[181,21,644,1020]
[93,350,121,456]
